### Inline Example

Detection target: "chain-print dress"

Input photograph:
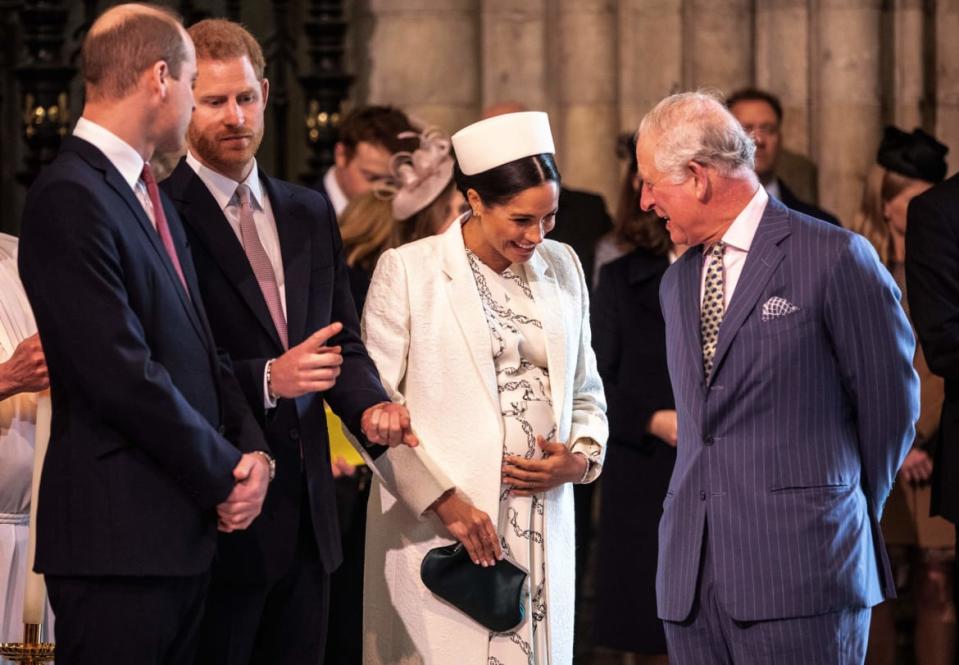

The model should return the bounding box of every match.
[467,250,553,665]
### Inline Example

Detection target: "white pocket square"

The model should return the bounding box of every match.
[762,296,800,321]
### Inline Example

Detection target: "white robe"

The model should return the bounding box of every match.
[0,233,54,654]
[356,220,608,664]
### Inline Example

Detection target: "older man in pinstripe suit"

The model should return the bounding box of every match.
[638,91,919,664]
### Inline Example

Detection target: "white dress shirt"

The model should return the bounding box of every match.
[700,186,769,309]
[323,166,348,217]
[186,152,287,408]
[73,117,157,227]
[764,177,782,202]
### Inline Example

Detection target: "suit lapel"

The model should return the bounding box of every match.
[708,199,791,385]
[525,250,567,428]
[264,176,310,347]
[676,248,705,389]
[167,161,285,352]
[96,154,209,348]
[439,221,499,412]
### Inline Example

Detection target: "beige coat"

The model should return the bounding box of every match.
[356,219,608,664]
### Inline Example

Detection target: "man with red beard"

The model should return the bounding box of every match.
[161,19,417,665]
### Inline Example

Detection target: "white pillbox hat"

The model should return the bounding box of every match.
[451,111,555,176]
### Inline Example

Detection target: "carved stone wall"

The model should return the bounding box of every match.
[352,0,951,226]
[0,0,953,234]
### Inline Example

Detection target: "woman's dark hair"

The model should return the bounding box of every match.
[610,132,670,256]
[613,176,671,256]
[453,153,561,207]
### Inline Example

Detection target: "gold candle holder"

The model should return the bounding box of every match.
[0,623,55,664]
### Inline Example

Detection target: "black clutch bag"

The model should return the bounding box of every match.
[420,543,529,632]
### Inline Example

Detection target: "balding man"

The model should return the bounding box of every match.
[641,92,918,663]
[18,5,272,663]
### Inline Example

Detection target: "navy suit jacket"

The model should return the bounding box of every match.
[18,136,268,577]
[162,159,388,580]
[657,197,918,622]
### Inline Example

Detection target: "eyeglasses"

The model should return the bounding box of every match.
[741,123,779,138]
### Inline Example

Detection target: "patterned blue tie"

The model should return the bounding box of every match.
[701,242,726,379]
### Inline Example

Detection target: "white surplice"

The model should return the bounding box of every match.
[0,233,54,654]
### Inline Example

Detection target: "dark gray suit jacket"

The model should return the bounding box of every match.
[657,197,918,622]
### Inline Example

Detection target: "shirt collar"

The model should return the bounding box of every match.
[323,166,348,216]
[717,185,769,253]
[186,151,264,211]
[73,117,145,190]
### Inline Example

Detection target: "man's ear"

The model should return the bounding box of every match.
[151,61,169,100]
[689,161,711,201]
[260,78,270,106]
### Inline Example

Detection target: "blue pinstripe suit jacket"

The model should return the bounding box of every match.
[656,197,919,622]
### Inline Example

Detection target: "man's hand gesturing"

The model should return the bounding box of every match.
[270,322,344,399]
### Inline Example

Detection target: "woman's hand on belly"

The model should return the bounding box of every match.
[502,436,588,496]
[430,489,502,567]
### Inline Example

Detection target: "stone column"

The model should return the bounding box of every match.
[683,0,752,94]
[618,0,683,132]
[755,0,810,153]
[357,0,480,135]
[935,0,959,174]
[889,0,927,130]
[815,0,882,227]
[755,0,818,203]
[480,0,549,112]
[556,0,619,205]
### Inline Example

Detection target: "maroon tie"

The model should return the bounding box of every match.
[140,163,189,293]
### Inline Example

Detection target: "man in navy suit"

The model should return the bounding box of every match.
[17,5,273,664]
[161,19,416,665]
[639,91,918,663]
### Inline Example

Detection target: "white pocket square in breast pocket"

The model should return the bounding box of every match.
[762,296,800,321]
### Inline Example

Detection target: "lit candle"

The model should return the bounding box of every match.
[22,391,49,627]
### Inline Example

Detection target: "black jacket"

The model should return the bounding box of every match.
[163,159,388,581]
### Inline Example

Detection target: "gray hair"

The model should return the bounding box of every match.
[639,90,756,183]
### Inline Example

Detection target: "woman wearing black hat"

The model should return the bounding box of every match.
[858,126,955,665]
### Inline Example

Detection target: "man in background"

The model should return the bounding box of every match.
[315,105,418,217]
[727,87,841,226]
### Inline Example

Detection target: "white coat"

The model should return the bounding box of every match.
[357,219,608,664]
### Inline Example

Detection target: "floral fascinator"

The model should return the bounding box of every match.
[378,127,455,221]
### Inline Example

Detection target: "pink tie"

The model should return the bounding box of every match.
[141,163,189,293]
[236,184,288,349]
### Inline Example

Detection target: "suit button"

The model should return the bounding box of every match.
[700,491,706,501]
[289,428,300,441]
[704,435,714,446]
[217,425,226,435]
